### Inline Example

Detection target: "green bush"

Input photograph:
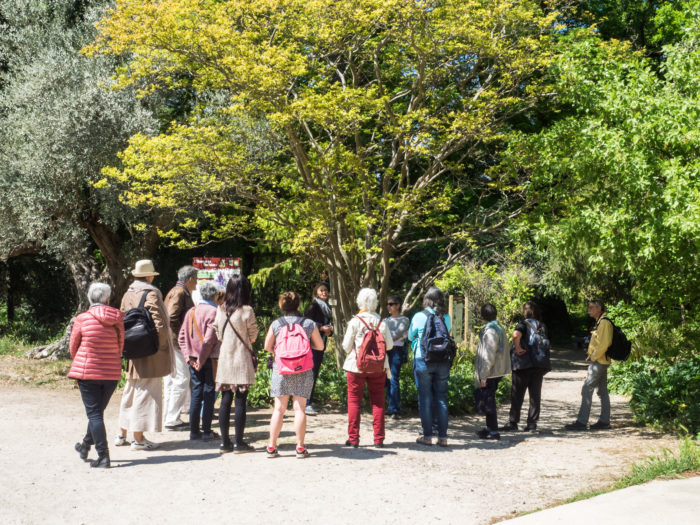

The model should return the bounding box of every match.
[246,345,512,414]
[610,356,700,434]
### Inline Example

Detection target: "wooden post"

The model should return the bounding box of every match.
[464,295,470,349]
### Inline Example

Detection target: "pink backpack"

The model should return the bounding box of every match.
[355,316,386,374]
[274,323,313,375]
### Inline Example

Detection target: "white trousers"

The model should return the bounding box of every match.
[162,348,191,426]
[119,377,163,433]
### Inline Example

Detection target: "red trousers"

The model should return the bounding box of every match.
[346,371,386,445]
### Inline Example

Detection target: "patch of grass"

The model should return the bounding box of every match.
[564,436,700,504]
[0,354,73,389]
[0,336,33,356]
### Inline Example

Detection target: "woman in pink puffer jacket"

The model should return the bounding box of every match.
[69,282,124,469]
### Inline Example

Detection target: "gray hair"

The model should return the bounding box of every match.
[88,282,111,305]
[177,265,198,283]
[356,288,378,312]
[199,281,219,302]
[588,298,606,312]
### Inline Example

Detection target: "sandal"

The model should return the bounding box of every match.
[416,436,433,446]
[437,439,449,447]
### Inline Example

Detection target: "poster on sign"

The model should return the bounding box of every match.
[192,257,242,290]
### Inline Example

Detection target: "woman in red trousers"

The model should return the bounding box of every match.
[341,288,393,448]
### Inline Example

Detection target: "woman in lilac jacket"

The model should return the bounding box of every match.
[69,282,124,469]
[178,281,222,442]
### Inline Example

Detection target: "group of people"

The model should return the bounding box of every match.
[68,259,614,468]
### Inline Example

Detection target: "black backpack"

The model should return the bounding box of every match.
[421,311,456,365]
[122,291,159,360]
[523,319,552,370]
[604,318,632,361]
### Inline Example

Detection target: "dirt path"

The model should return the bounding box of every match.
[0,348,679,524]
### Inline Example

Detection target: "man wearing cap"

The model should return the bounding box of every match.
[115,260,174,450]
[162,266,198,431]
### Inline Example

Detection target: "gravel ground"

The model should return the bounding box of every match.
[0,347,679,524]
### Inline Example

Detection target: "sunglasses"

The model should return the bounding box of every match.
[387,302,399,306]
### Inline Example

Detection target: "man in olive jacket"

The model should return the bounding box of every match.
[115,260,174,450]
[162,266,197,430]
[565,299,613,431]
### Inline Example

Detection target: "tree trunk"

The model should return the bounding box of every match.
[83,218,131,300]
[5,259,14,323]
[328,267,358,367]
[67,256,103,312]
[26,317,75,360]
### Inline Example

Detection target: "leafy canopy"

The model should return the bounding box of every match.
[89,0,561,319]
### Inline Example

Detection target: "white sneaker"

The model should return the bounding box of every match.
[305,404,318,416]
[114,435,128,447]
[131,438,159,451]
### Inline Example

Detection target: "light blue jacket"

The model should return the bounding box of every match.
[408,307,452,359]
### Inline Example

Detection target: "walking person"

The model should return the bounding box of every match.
[342,288,393,448]
[178,281,221,441]
[264,292,324,458]
[70,283,124,468]
[384,296,409,419]
[303,282,334,415]
[163,265,198,431]
[214,275,258,453]
[474,304,509,440]
[501,301,550,433]
[565,299,613,431]
[408,286,452,447]
[116,260,173,451]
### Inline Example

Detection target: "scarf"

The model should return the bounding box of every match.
[315,297,332,322]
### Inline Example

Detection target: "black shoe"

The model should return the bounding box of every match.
[233,442,254,454]
[90,455,110,468]
[189,432,202,441]
[500,422,518,432]
[524,425,538,433]
[389,413,401,420]
[345,439,359,448]
[219,441,234,454]
[590,421,611,430]
[476,429,500,440]
[75,441,90,461]
[374,442,384,448]
[165,422,190,431]
[564,421,588,431]
[202,430,220,442]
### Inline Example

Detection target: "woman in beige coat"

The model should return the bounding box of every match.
[214,275,258,453]
[115,260,174,451]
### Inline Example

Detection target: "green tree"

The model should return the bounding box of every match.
[0,0,159,309]
[89,0,561,351]
[497,12,700,318]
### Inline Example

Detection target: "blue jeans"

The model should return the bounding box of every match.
[413,356,450,439]
[385,345,406,414]
[78,379,118,455]
[189,360,216,436]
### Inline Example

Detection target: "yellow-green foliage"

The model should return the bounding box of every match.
[88,0,561,313]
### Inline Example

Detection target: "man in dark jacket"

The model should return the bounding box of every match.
[162,265,197,430]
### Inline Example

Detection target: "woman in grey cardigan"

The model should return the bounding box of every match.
[214,275,258,454]
[474,303,510,440]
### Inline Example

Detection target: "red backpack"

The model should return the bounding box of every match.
[354,316,386,374]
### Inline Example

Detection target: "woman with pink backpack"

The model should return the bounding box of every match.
[263,292,324,458]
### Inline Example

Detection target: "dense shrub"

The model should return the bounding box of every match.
[247,344,511,414]
[610,356,700,434]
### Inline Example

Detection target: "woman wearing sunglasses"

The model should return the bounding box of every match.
[384,296,409,418]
